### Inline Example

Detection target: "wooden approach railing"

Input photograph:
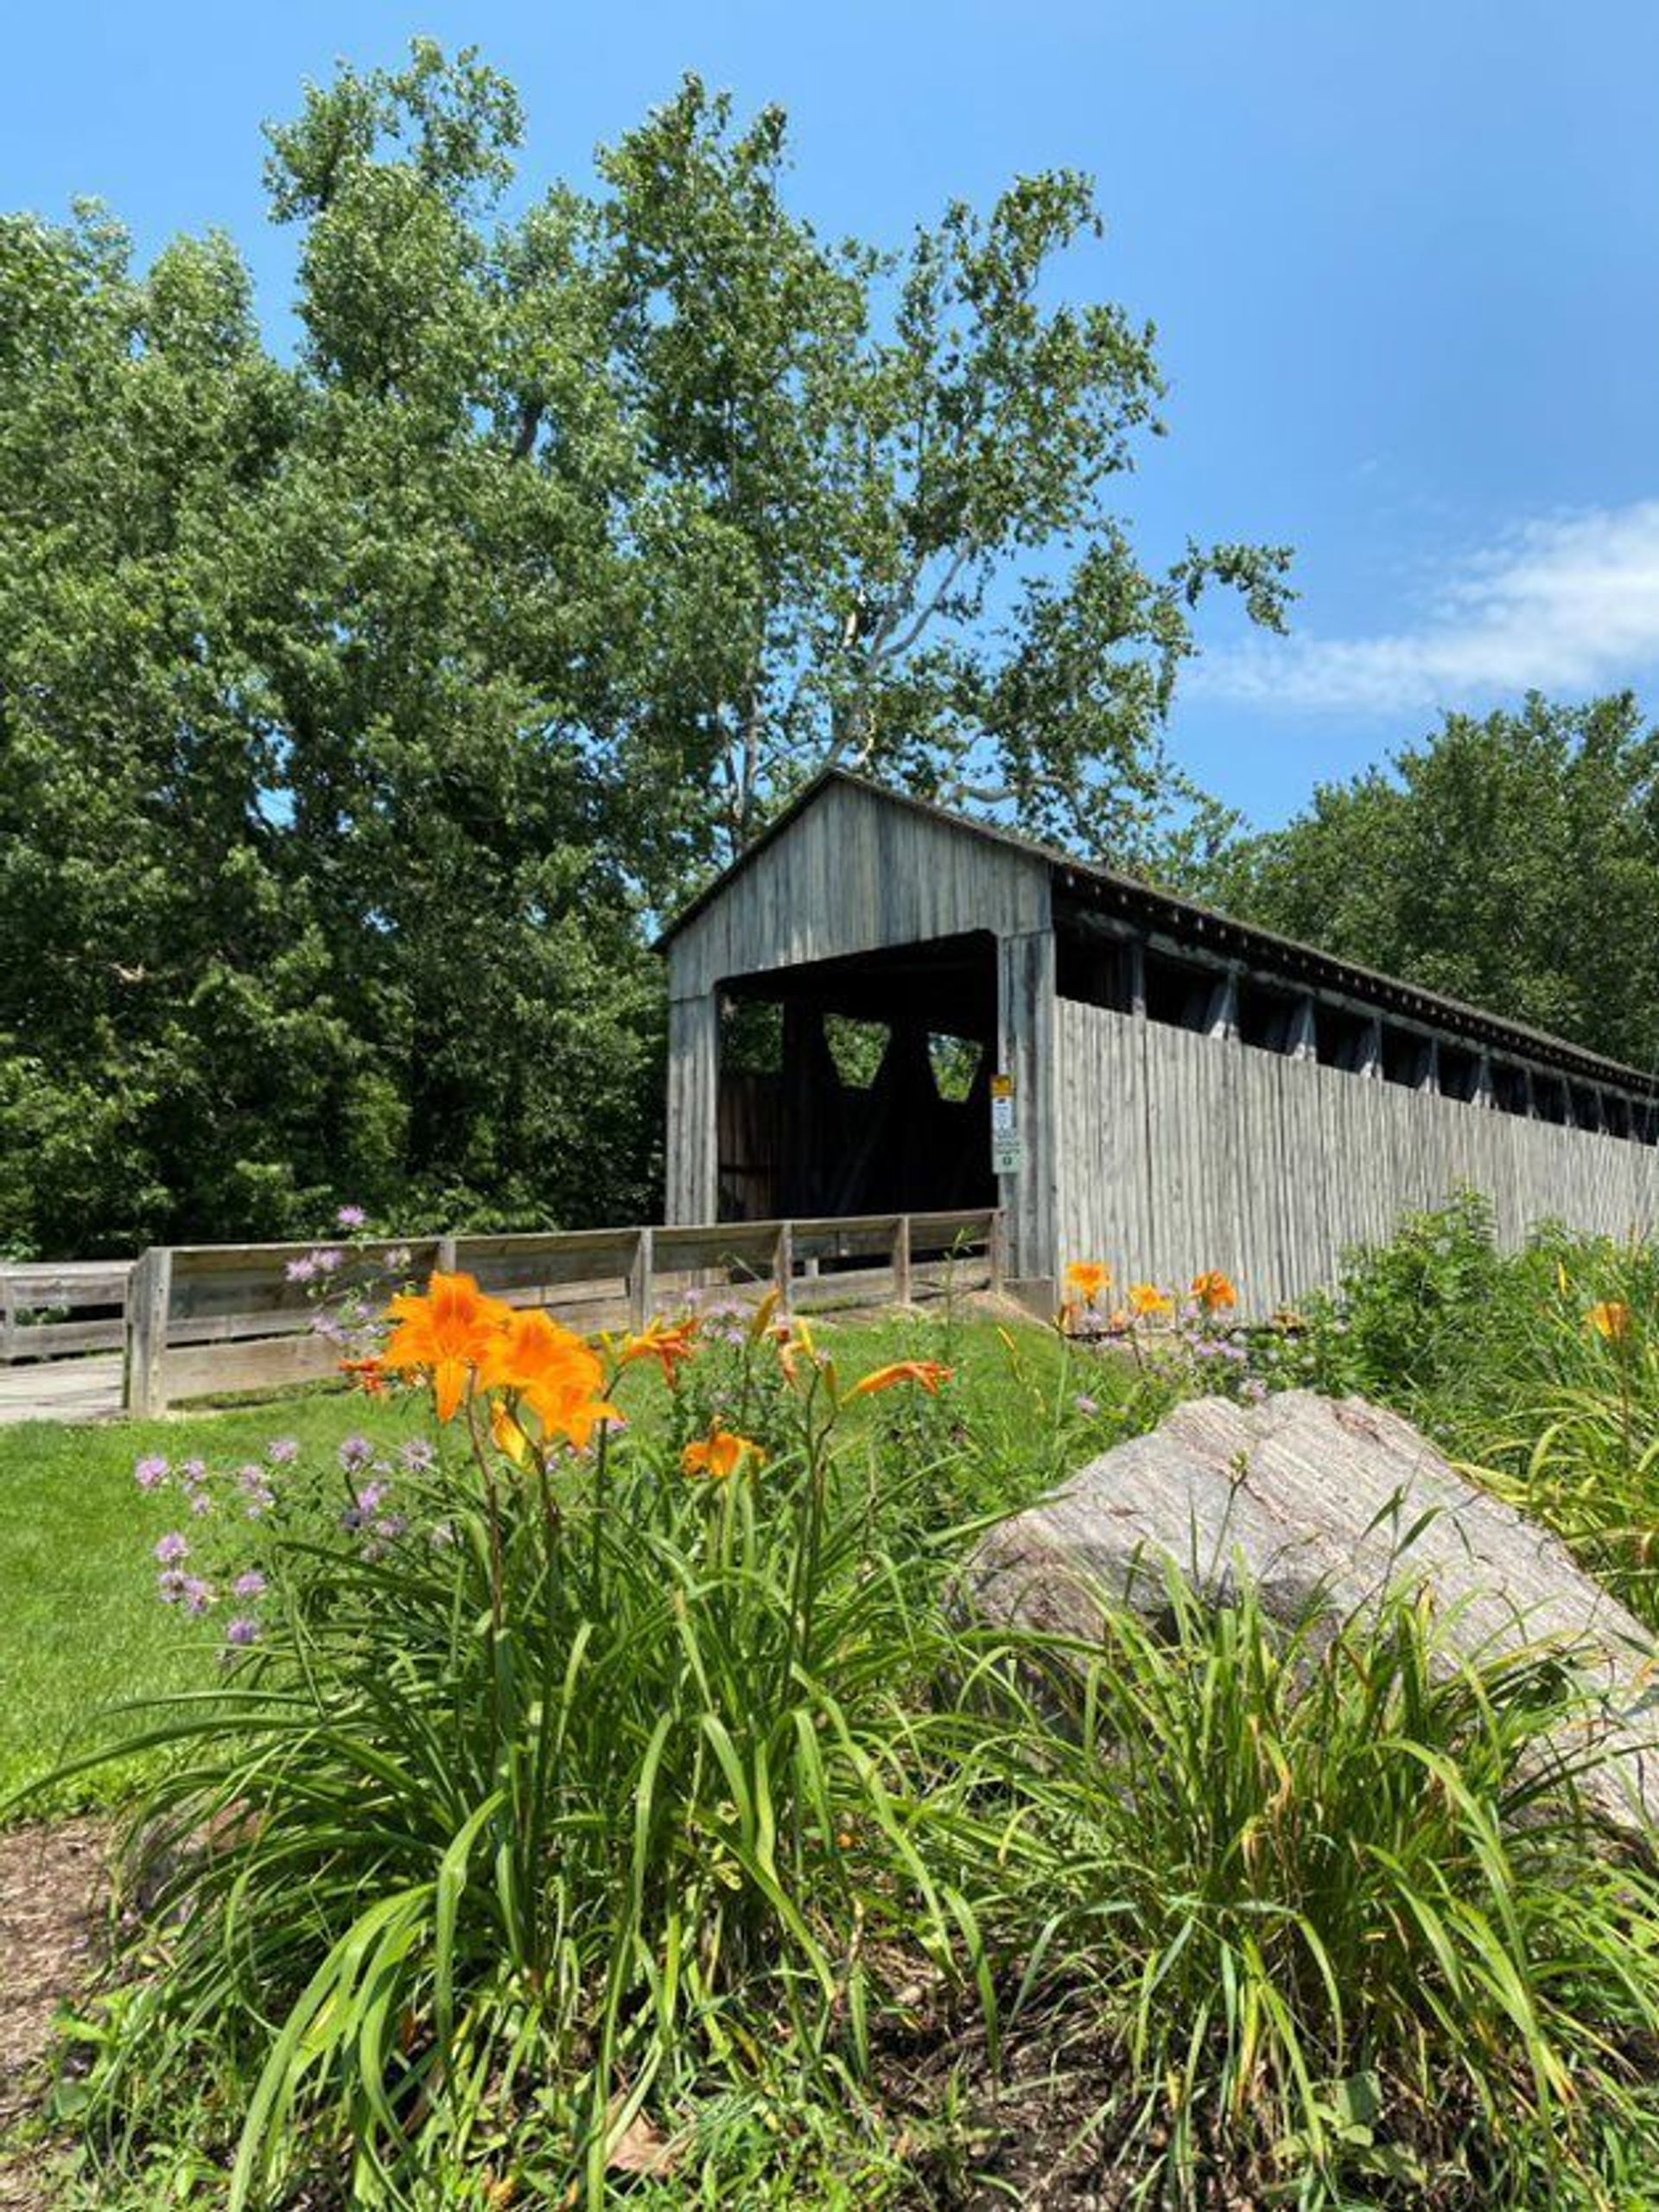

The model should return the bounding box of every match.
[126,1209,1004,1416]
[0,1260,135,1364]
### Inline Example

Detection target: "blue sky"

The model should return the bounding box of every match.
[6,0,1659,827]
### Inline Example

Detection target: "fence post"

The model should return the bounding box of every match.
[773,1220,794,1314]
[0,1270,13,1364]
[988,1209,1007,1294]
[628,1226,655,1331]
[127,1246,174,1419]
[891,1214,912,1305]
[436,1233,458,1273]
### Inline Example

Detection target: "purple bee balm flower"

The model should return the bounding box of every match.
[155,1532,189,1566]
[157,1568,188,1604]
[314,1248,345,1275]
[232,1570,268,1600]
[285,1255,317,1283]
[182,1577,216,1617]
[188,1489,214,1517]
[384,1245,412,1276]
[134,1453,169,1490]
[398,1440,436,1474]
[339,1434,374,1473]
[372,1513,408,1542]
[336,1205,367,1230]
[266,1438,300,1465]
[225,1616,259,1647]
[356,1480,389,1515]
[1074,1394,1100,1416]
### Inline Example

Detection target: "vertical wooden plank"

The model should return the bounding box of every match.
[891,1214,912,1305]
[773,1221,794,1312]
[436,1234,458,1274]
[988,1206,1008,1290]
[0,1271,13,1364]
[627,1227,654,1330]
[996,927,1058,1293]
[127,1246,174,1419]
[666,993,720,1225]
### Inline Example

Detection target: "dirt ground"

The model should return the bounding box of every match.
[0,1818,110,2211]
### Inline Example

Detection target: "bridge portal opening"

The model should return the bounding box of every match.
[714,932,998,1224]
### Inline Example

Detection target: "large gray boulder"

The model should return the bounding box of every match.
[968,1389,1659,1835]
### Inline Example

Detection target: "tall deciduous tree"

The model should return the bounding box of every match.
[0,41,1288,1255]
[1210,694,1659,1071]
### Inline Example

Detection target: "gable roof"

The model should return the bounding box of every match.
[658,767,1657,1096]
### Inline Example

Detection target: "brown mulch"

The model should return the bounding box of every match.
[0,1818,111,2211]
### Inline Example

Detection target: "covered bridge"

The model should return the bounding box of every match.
[658,771,1659,1312]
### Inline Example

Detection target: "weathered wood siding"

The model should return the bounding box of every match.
[666,994,720,1225]
[997,929,1059,1286]
[1058,1001,1659,1313]
[665,777,1053,1236]
[666,777,1049,1001]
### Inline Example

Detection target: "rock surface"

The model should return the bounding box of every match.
[968,1389,1659,1834]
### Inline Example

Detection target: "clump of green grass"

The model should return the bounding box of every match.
[31,1300,1118,2209]
[976,1565,1659,2206]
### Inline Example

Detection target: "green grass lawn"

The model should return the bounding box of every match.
[0,1306,1094,1821]
[0,1392,425,1815]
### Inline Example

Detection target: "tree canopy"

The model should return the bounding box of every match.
[1210,693,1659,1074]
[0,42,1291,1255]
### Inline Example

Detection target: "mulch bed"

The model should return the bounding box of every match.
[0,1818,111,2211]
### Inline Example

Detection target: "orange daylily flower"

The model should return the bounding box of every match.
[383,1271,513,1422]
[619,1314,701,1386]
[340,1354,390,1398]
[682,1427,765,1480]
[478,1309,621,1449]
[1128,1283,1174,1320]
[1192,1270,1238,1314]
[849,1359,954,1398]
[1589,1300,1633,1343]
[769,1314,823,1386]
[1065,1260,1112,1305]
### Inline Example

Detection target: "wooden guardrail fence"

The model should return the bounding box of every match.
[125,1208,1003,1416]
[0,1260,135,1364]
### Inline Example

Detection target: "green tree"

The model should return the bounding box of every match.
[1211,693,1659,1069]
[0,41,1288,1255]
[263,48,1291,899]
[572,76,1292,892]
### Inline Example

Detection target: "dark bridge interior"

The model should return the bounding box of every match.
[715,932,998,1222]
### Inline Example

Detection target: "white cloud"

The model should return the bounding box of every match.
[1192,499,1659,715]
